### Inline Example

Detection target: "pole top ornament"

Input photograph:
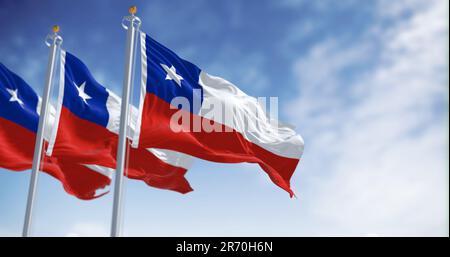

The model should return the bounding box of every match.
[129,6,137,15]
[52,25,60,33]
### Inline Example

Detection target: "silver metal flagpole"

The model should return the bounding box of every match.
[111,6,141,237]
[23,25,63,237]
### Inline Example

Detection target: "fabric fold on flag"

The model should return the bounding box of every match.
[133,33,304,197]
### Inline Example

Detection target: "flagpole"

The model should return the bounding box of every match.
[111,6,141,237]
[22,26,63,237]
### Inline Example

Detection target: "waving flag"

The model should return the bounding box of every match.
[0,62,110,199]
[133,33,304,197]
[47,51,193,194]
[46,51,117,166]
[0,62,54,171]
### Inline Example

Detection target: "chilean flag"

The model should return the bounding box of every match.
[46,50,118,167]
[0,62,110,199]
[133,33,304,197]
[47,51,193,194]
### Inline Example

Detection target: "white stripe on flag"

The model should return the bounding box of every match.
[147,148,194,170]
[82,164,114,179]
[46,50,66,156]
[131,31,147,148]
[198,71,304,159]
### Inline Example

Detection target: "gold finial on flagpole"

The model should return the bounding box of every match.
[52,25,60,33]
[129,6,137,15]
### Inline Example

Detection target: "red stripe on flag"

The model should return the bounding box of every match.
[51,107,117,167]
[0,116,109,199]
[55,161,111,200]
[138,93,300,197]
[0,117,37,171]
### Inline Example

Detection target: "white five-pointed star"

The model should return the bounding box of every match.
[160,63,183,87]
[74,81,92,104]
[6,88,24,107]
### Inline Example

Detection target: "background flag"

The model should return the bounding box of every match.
[0,62,110,199]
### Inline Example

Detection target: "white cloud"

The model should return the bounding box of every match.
[0,228,16,237]
[65,222,108,237]
[287,0,448,236]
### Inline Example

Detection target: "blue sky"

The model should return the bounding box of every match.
[0,0,448,236]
